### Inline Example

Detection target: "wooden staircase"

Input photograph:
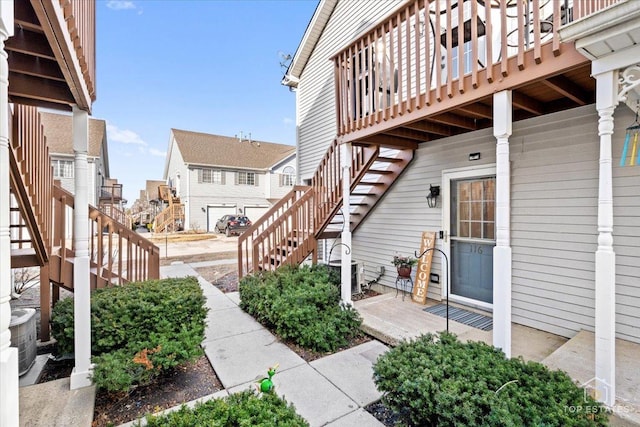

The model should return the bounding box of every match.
[238,139,413,278]
[8,105,160,340]
[153,184,185,233]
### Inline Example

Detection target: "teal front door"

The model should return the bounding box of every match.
[449,176,495,304]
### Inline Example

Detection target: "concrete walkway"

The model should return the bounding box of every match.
[148,262,389,427]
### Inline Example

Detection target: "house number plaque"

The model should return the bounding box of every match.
[412,231,436,305]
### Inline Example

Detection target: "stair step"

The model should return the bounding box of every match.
[366,169,394,175]
[358,181,385,186]
[376,156,404,163]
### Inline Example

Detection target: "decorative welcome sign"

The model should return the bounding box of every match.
[412,231,436,305]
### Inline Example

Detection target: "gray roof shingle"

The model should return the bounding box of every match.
[172,129,295,170]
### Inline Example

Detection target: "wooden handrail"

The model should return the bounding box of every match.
[8,104,53,264]
[153,203,184,233]
[332,0,620,136]
[238,185,312,278]
[53,184,160,285]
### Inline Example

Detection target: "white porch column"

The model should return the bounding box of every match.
[70,106,92,389]
[594,70,617,407]
[493,90,512,357]
[0,3,16,426]
[341,142,352,306]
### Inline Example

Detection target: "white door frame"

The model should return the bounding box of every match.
[442,164,496,311]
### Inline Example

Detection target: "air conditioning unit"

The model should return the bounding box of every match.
[326,261,362,294]
[10,308,37,376]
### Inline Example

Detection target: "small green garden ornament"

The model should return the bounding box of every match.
[255,363,279,393]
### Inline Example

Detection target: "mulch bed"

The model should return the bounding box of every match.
[365,400,403,426]
[37,346,222,427]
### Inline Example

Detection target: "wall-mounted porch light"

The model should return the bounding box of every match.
[426,185,440,208]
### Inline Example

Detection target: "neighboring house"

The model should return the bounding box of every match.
[162,129,296,232]
[131,180,165,226]
[40,111,127,225]
[242,0,639,410]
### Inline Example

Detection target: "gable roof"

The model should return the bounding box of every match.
[170,129,296,170]
[282,0,337,88]
[40,111,106,158]
[145,179,165,200]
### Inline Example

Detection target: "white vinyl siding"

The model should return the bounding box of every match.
[296,0,403,180]
[352,105,640,344]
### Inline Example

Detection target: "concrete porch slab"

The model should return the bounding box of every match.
[355,293,566,362]
[543,330,640,425]
[19,377,95,427]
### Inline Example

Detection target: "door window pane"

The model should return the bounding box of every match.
[456,176,495,240]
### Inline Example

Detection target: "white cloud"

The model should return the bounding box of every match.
[107,123,147,146]
[149,148,167,157]
[283,117,294,125]
[106,1,136,10]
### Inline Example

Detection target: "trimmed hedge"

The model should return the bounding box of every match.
[51,277,207,392]
[140,390,309,427]
[373,333,609,427]
[239,265,362,353]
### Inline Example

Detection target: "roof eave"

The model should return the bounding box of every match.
[281,0,338,87]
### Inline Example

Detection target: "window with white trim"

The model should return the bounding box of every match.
[197,168,224,184]
[280,166,295,187]
[236,171,258,186]
[52,159,73,178]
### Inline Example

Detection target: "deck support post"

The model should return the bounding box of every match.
[593,69,618,407]
[341,142,352,306]
[492,90,512,358]
[70,105,93,390]
[0,3,16,426]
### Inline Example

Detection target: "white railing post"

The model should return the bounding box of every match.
[0,2,16,426]
[341,143,352,306]
[594,69,618,407]
[70,105,93,389]
[493,90,512,358]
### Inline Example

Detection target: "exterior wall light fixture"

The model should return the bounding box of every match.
[426,185,440,208]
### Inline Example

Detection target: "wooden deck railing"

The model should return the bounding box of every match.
[312,139,378,234]
[238,186,315,278]
[154,203,184,233]
[333,0,620,137]
[99,184,123,202]
[63,0,96,100]
[53,185,160,286]
[9,105,53,264]
[99,203,127,226]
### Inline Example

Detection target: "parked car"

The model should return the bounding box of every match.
[214,215,252,236]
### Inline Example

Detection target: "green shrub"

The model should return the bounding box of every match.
[51,277,208,392]
[239,265,361,353]
[373,332,609,427]
[140,390,309,427]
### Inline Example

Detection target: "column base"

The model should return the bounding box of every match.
[1,347,19,426]
[70,365,93,390]
[595,249,616,407]
[493,246,512,358]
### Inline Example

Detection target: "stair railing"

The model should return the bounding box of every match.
[238,185,314,278]
[52,184,160,287]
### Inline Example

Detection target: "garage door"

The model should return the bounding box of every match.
[244,205,270,223]
[207,205,236,232]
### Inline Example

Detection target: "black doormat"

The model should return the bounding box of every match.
[423,304,493,331]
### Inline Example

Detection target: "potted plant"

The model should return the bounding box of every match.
[392,255,418,278]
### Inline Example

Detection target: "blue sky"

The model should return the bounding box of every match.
[93,0,318,205]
